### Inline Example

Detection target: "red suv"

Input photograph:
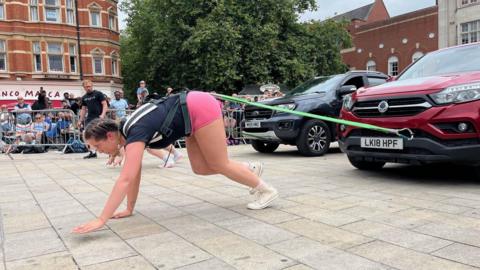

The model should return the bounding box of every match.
[339,42,480,177]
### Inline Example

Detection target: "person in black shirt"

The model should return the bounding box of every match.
[31,89,48,111]
[78,80,108,159]
[72,91,278,234]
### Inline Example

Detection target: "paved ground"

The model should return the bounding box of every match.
[1,144,480,270]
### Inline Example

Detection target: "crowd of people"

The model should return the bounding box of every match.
[0,80,284,157]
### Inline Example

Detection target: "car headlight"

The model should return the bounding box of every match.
[342,94,354,111]
[275,103,296,112]
[430,82,480,104]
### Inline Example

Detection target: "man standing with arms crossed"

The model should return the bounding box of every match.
[78,80,108,159]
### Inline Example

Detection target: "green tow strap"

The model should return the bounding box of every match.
[212,93,414,140]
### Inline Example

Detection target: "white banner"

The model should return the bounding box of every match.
[0,81,121,101]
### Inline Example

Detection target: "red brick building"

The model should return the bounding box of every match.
[336,0,438,76]
[0,0,121,106]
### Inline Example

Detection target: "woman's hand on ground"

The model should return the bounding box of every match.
[72,218,105,234]
[112,155,123,166]
[111,209,132,219]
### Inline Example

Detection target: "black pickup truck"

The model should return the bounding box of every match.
[242,71,389,156]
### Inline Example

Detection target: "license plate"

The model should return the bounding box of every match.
[361,137,403,150]
[245,120,261,128]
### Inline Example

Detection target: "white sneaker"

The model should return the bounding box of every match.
[160,157,175,168]
[247,184,278,210]
[174,152,184,162]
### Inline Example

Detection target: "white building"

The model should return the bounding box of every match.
[438,0,480,48]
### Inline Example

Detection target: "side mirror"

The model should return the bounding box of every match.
[387,76,397,82]
[338,85,357,96]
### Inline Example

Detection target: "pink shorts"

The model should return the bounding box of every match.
[186,91,222,134]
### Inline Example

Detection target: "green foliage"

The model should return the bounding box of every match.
[120,0,351,95]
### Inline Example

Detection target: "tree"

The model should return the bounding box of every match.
[120,0,351,95]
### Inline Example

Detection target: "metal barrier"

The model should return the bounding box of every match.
[223,105,247,144]
[1,109,83,155]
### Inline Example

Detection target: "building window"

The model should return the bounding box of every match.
[0,0,5,20]
[388,56,399,76]
[412,51,424,63]
[66,0,75,24]
[44,0,60,22]
[108,13,117,31]
[0,40,6,71]
[462,0,478,5]
[366,60,376,71]
[460,20,480,44]
[462,0,469,4]
[69,44,77,73]
[30,0,39,21]
[47,43,63,72]
[33,42,42,72]
[92,53,104,74]
[90,10,101,27]
[111,54,118,75]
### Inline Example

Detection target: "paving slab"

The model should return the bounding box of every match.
[81,256,156,270]
[5,251,77,270]
[175,258,236,270]
[268,237,389,270]
[350,240,477,270]
[342,220,452,253]
[63,230,138,266]
[195,234,295,270]
[127,232,212,269]
[278,218,372,249]
[433,243,480,268]
[215,216,298,245]
[4,228,65,262]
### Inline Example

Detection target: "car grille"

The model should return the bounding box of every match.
[352,97,432,118]
[244,106,273,120]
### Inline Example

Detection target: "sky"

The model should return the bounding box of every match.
[117,0,437,30]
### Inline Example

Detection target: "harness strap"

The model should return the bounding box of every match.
[179,92,191,136]
[159,98,179,137]
[121,103,157,138]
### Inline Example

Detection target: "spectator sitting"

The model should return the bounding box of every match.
[0,105,14,133]
[31,114,49,143]
[56,112,71,134]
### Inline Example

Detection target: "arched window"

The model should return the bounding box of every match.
[91,48,105,75]
[108,7,117,31]
[412,51,424,63]
[366,60,376,71]
[88,3,102,27]
[110,51,119,76]
[388,56,399,76]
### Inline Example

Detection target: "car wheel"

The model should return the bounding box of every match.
[347,156,386,170]
[251,140,279,153]
[296,120,331,156]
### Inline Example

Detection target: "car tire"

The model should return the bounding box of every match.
[347,156,386,170]
[251,140,279,153]
[296,120,331,156]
